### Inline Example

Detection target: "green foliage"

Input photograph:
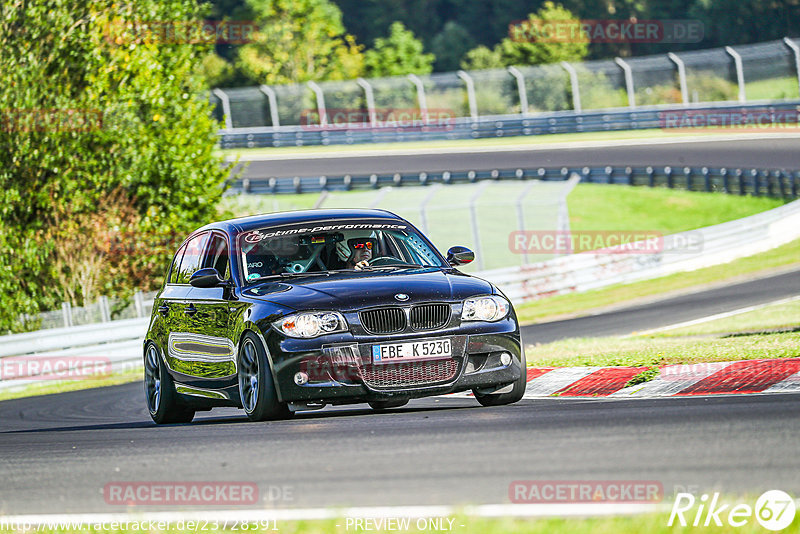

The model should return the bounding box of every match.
[364,22,434,77]
[198,53,237,87]
[236,0,364,85]
[430,21,475,72]
[498,2,588,66]
[460,3,587,72]
[685,73,738,102]
[460,46,505,71]
[0,0,229,332]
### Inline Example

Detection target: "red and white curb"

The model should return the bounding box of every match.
[521,358,800,398]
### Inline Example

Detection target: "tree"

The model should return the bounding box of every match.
[431,21,475,72]
[0,0,230,332]
[498,2,588,66]
[363,22,434,77]
[460,46,505,71]
[236,0,364,85]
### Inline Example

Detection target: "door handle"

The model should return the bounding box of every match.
[183,304,197,317]
[157,304,169,317]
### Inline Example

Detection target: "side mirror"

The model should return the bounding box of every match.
[447,246,475,266]
[190,268,226,288]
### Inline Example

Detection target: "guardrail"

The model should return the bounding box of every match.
[218,100,800,149]
[0,318,148,389]
[484,198,800,303]
[231,164,800,198]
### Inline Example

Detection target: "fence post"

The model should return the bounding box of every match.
[356,78,377,127]
[61,302,72,328]
[419,184,442,234]
[516,182,538,265]
[258,85,280,127]
[667,53,689,106]
[507,66,529,116]
[614,57,636,109]
[784,38,800,98]
[212,89,233,130]
[457,70,478,121]
[725,46,746,103]
[468,181,490,270]
[134,290,144,318]
[407,74,428,122]
[99,296,111,323]
[646,166,655,188]
[560,61,581,113]
[665,166,673,189]
[702,167,711,192]
[307,81,328,127]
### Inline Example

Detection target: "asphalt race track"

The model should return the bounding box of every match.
[1,268,799,515]
[2,138,800,516]
[237,137,800,179]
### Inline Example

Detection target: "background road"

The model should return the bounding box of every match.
[520,267,800,344]
[236,138,800,179]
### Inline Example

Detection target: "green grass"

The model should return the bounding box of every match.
[515,237,800,324]
[525,331,800,368]
[10,512,798,534]
[568,184,784,233]
[0,367,142,402]
[746,76,800,101]
[218,127,782,158]
[655,298,800,337]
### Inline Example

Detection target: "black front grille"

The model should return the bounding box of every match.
[360,307,406,334]
[410,304,450,330]
[361,358,458,388]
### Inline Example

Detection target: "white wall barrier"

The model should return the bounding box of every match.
[479,199,800,303]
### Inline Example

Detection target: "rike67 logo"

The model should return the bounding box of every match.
[669,490,796,531]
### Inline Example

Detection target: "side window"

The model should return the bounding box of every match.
[168,243,188,284]
[203,233,230,280]
[175,232,210,284]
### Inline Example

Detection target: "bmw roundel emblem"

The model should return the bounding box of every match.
[394,293,409,302]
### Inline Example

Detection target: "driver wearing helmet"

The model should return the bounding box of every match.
[335,236,376,270]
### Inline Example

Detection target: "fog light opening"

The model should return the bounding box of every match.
[294,372,309,386]
[500,352,512,366]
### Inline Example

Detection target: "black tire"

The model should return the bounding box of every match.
[238,332,293,422]
[474,351,528,407]
[144,342,195,424]
[368,398,409,411]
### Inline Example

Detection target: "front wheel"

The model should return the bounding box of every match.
[144,343,195,424]
[473,351,528,407]
[238,333,293,422]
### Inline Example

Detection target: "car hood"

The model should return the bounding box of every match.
[243,268,494,311]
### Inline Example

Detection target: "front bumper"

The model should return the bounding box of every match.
[268,327,522,405]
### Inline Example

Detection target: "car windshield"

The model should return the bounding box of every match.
[238,219,446,283]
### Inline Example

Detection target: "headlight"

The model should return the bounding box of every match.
[274,312,347,338]
[461,295,510,322]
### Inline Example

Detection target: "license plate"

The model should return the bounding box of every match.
[372,339,452,364]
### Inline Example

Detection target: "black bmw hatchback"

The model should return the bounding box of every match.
[144,209,526,424]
